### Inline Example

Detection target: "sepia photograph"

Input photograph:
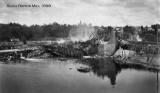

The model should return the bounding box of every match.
[0,0,160,93]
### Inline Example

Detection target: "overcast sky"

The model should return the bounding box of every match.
[0,0,160,26]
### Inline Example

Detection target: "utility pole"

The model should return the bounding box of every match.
[156,1,159,93]
[157,71,159,93]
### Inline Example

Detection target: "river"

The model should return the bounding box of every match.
[0,58,159,93]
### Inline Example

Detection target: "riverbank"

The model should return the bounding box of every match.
[0,40,160,70]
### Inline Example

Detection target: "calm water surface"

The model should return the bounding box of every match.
[0,58,159,93]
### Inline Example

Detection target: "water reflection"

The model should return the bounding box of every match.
[77,57,160,87]
[0,57,159,93]
[77,58,121,86]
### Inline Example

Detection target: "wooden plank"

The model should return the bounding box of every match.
[0,49,22,53]
[0,48,36,53]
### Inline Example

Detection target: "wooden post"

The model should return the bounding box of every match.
[157,29,159,54]
[157,27,159,46]
[157,71,159,93]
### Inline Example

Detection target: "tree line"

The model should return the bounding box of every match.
[0,22,159,42]
[0,22,72,41]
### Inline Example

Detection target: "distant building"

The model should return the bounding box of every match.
[115,27,123,39]
[10,38,20,42]
[115,27,123,33]
[147,27,154,31]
